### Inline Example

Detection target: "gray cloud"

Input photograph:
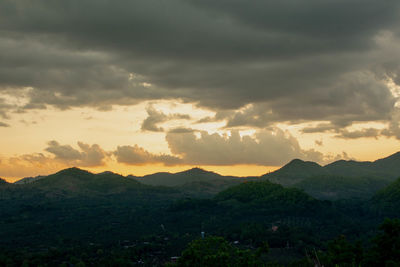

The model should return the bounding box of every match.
[301,123,337,134]
[0,153,65,178]
[335,128,381,139]
[0,97,14,119]
[382,109,400,139]
[166,129,327,166]
[215,71,397,129]
[141,105,168,132]
[141,104,191,132]
[0,0,399,129]
[113,145,182,166]
[0,121,9,127]
[0,131,351,176]
[45,141,108,167]
[168,127,195,134]
[315,140,323,146]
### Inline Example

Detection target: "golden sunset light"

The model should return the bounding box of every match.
[1,1,400,265]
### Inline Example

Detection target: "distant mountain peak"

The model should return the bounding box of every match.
[98,171,115,175]
[136,167,225,187]
[375,151,400,162]
[181,167,214,175]
[285,158,321,167]
[0,177,8,185]
[55,167,92,176]
[288,158,305,164]
[262,158,326,186]
[96,171,124,177]
[275,158,323,173]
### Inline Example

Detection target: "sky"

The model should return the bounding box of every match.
[1,0,400,182]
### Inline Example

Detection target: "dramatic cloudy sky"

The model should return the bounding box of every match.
[1,0,400,181]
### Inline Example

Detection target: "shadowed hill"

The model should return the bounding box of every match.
[135,167,245,187]
[135,172,175,186]
[367,151,400,178]
[14,175,45,185]
[134,167,248,197]
[261,159,328,186]
[261,151,400,199]
[0,168,183,248]
[7,150,400,201]
[0,178,8,185]
[294,175,389,200]
[215,180,315,206]
[371,177,400,215]
[26,167,144,195]
[324,152,400,179]
[323,160,374,177]
[263,151,400,184]
[201,181,340,228]
[10,167,242,199]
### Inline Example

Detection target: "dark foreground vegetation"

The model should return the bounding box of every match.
[1,152,400,266]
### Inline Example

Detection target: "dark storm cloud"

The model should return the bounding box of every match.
[1,0,400,130]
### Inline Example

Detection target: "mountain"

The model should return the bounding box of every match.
[261,159,328,186]
[26,167,145,196]
[14,175,45,184]
[371,177,400,215]
[1,166,395,264]
[264,151,400,182]
[134,172,175,186]
[178,179,243,198]
[324,152,400,179]
[135,167,245,187]
[212,181,336,219]
[371,151,400,178]
[294,175,389,200]
[261,151,400,199]
[0,168,184,249]
[216,180,314,204]
[323,160,373,177]
[5,151,400,200]
[7,167,245,199]
[0,178,8,185]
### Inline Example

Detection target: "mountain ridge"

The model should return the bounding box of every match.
[0,177,8,185]
[262,151,400,186]
[8,151,400,200]
[12,151,400,185]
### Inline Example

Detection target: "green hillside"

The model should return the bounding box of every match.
[214,181,327,217]
[261,159,327,186]
[136,167,243,187]
[29,167,144,195]
[260,151,400,200]
[373,152,400,178]
[294,175,389,200]
[216,180,292,202]
[371,177,400,215]
[178,179,242,198]
[1,167,399,265]
[324,152,400,179]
